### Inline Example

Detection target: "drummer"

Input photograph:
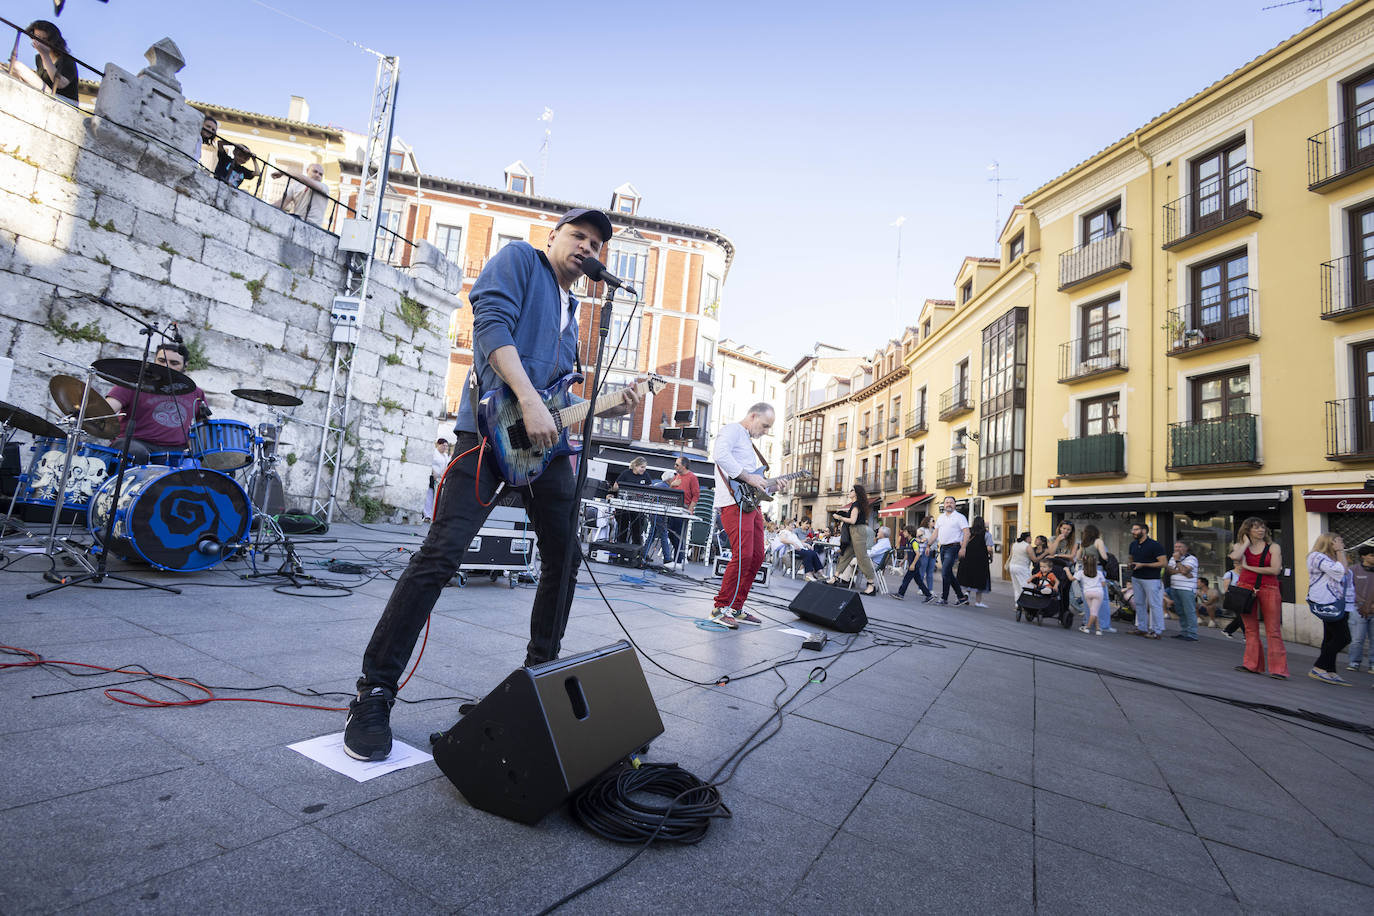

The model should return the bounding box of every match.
[104,342,208,462]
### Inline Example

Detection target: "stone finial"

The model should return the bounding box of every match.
[138,38,186,92]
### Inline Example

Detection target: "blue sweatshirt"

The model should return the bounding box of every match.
[454,241,582,434]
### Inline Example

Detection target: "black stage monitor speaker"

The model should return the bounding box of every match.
[430,640,664,825]
[788,582,868,633]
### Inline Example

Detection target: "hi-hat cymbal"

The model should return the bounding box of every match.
[232,388,303,408]
[49,376,120,439]
[0,400,65,439]
[92,358,196,396]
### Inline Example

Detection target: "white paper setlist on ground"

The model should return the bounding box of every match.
[288,732,433,782]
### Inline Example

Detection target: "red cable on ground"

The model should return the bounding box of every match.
[1,644,347,711]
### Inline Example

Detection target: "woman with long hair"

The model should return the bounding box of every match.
[957,515,994,606]
[7,20,78,103]
[1047,521,1078,615]
[1230,517,1288,678]
[1007,531,1034,597]
[827,483,878,596]
[1305,532,1353,686]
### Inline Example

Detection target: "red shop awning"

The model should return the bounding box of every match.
[878,493,934,517]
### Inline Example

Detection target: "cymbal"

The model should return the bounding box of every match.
[49,376,120,439]
[92,358,196,396]
[232,388,303,408]
[0,400,65,439]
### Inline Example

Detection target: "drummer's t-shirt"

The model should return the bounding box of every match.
[108,385,205,448]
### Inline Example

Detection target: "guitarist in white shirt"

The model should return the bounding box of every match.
[341,207,641,762]
[708,403,784,629]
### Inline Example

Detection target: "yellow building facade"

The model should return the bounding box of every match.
[1022,0,1374,645]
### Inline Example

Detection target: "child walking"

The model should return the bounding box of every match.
[1076,553,1108,635]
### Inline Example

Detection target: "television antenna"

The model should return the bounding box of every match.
[987,161,1017,240]
[1260,0,1322,15]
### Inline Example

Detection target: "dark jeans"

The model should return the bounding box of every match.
[1315,614,1352,672]
[1224,612,1244,636]
[647,514,677,563]
[358,432,579,692]
[940,543,966,601]
[794,546,823,574]
[897,564,932,598]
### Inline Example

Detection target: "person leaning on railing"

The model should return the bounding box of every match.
[213,138,258,189]
[272,162,330,226]
[5,20,78,104]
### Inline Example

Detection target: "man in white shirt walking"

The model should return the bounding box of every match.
[708,403,782,628]
[933,496,970,606]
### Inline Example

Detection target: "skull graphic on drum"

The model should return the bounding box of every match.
[29,449,109,504]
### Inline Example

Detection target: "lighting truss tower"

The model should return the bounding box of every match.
[309,53,400,524]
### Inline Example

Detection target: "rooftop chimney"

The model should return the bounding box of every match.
[288,95,309,123]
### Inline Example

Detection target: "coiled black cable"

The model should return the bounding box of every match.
[570,761,730,845]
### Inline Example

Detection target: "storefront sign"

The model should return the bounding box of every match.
[1301,489,1374,513]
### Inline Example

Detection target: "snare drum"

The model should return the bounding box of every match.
[88,465,251,571]
[188,419,253,471]
[16,437,123,509]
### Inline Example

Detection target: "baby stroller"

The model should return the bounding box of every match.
[1016,583,1074,628]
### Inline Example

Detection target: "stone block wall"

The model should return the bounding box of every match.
[0,67,461,522]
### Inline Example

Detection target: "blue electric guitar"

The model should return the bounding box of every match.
[477,373,666,486]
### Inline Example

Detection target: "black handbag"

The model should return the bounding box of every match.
[1222,545,1269,615]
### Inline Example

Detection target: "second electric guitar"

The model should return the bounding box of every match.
[477,373,666,486]
[727,469,813,513]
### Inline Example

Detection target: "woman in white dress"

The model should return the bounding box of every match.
[1008,531,1033,596]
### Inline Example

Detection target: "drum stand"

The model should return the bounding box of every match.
[242,511,310,586]
[2,401,104,578]
[245,410,288,517]
[29,318,182,599]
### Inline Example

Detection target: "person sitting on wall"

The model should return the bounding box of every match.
[6,20,78,104]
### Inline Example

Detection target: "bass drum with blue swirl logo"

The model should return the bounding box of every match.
[88,466,251,571]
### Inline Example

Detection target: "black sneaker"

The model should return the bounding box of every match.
[344,686,394,761]
[954,597,970,607]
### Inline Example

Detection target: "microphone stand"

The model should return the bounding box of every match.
[548,284,624,664]
[28,298,182,599]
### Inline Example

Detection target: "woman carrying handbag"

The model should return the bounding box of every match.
[826,483,878,596]
[1305,533,1354,686]
[1228,517,1288,679]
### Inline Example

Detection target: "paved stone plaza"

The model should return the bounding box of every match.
[1,523,1372,914]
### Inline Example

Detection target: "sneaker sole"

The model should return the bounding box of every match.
[342,742,391,762]
[732,616,763,626]
[709,614,738,630]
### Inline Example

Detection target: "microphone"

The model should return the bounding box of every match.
[579,258,637,297]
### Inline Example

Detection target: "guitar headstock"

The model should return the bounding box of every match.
[644,374,667,395]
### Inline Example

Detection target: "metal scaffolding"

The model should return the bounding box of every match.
[309,53,400,524]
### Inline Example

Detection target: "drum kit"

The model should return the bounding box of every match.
[0,351,307,587]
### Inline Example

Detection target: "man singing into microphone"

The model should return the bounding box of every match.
[344,207,641,762]
[104,341,207,463]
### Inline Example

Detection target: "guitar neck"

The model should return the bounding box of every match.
[557,379,647,428]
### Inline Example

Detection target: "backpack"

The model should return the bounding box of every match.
[1101,552,1121,583]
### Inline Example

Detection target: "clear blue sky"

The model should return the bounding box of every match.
[10,0,1328,364]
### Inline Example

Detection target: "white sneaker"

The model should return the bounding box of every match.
[1079,625,1091,634]
[974,602,988,608]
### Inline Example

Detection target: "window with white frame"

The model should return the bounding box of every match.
[607,242,649,291]
[702,273,721,313]
[608,307,641,371]
[435,224,462,263]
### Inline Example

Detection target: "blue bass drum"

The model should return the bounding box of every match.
[88,466,251,571]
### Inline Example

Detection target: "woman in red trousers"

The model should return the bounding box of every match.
[1230,517,1288,679]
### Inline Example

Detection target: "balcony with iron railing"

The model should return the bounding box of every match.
[857,429,872,450]
[1058,228,1132,291]
[1321,256,1374,320]
[781,440,792,456]
[1307,117,1374,191]
[1058,328,1128,382]
[826,476,847,496]
[905,408,928,438]
[937,384,973,421]
[886,417,903,441]
[1325,399,1374,461]
[798,437,824,457]
[1162,168,1261,250]
[1167,414,1260,471]
[902,468,925,493]
[697,364,715,384]
[935,456,968,489]
[882,469,899,493]
[1057,433,1126,478]
[1165,295,1258,356]
[831,432,849,451]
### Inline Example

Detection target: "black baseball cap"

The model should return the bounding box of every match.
[554,207,613,243]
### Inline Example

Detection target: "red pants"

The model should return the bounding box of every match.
[713,504,765,611]
[1241,584,1288,677]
